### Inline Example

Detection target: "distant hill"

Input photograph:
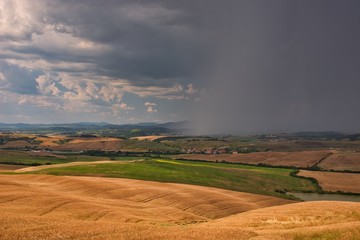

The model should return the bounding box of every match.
[2,122,355,139]
[158,121,190,129]
[0,121,192,137]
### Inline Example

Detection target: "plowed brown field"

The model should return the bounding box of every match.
[297,170,360,193]
[0,164,24,171]
[177,151,332,168]
[318,152,360,172]
[1,174,360,239]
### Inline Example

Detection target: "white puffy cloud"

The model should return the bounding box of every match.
[36,74,61,96]
[35,73,124,105]
[118,102,134,110]
[0,72,8,89]
[145,102,158,113]
[112,102,135,116]
[17,94,61,109]
[122,82,185,99]
[145,102,157,106]
[186,84,197,94]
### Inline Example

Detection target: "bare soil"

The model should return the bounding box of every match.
[0,164,25,171]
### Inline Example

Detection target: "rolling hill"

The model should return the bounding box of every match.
[1,174,359,240]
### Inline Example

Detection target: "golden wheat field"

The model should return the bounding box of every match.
[37,135,69,147]
[0,133,123,151]
[130,135,167,141]
[12,160,115,173]
[1,174,360,239]
[52,138,122,151]
[177,151,332,168]
[298,170,360,193]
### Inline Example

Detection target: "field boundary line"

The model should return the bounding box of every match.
[311,152,334,168]
[13,159,143,173]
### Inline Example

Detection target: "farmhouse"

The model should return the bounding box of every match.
[205,148,215,154]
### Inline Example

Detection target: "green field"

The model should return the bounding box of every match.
[31,159,317,199]
[117,139,181,152]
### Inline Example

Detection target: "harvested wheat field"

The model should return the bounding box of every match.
[205,200,360,239]
[13,160,116,173]
[0,134,64,148]
[130,135,167,141]
[54,138,122,151]
[177,151,332,168]
[1,174,360,240]
[297,170,360,193]
[37,135,69,147]
[0,174,292,222]
[318,152,360,172]
[0,134,123,151]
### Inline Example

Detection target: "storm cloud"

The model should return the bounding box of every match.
[193,0,360,133]
[0,0,203,123]
[0,0,360,132]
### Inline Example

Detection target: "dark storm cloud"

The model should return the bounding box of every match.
[1,0,360,129]
[0,61,40,94]
[4,0,204,87]
[192,0,360,133]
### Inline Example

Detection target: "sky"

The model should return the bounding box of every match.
[1,1,360,132]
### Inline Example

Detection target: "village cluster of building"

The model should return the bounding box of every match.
[182,147,238,154]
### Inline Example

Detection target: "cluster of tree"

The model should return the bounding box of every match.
[0,136,42,145]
